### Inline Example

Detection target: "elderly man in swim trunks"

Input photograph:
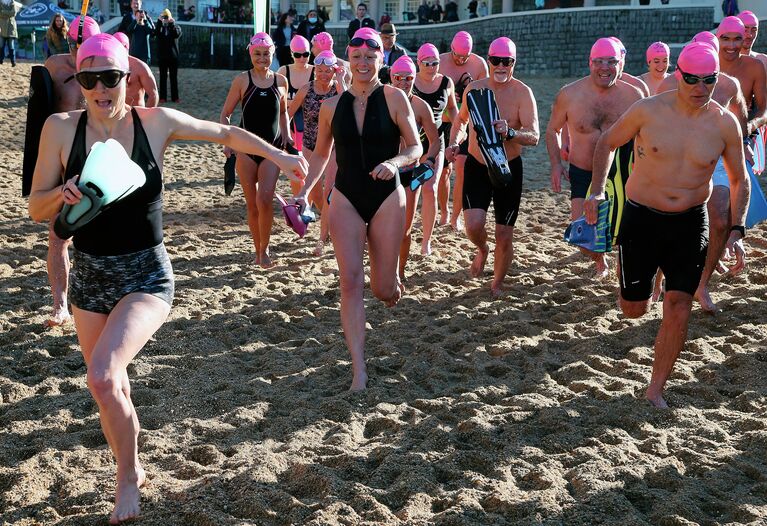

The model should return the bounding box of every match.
[42,15,100,326]
[114,32,158,107]
[447,37,538,295]
[585,42,749,409]
[546,37,644,278]
[657,31,749,312]
[440,31,488,229]
[739,11,767,70]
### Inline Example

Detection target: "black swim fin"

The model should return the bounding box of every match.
[465,88,513,188]
[224,154,236,196]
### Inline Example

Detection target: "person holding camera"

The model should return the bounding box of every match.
[119,0,155,64]
[154,8,181,102]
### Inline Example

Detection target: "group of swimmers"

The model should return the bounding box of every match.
[25,11,767,523]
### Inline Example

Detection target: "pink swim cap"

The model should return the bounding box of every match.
[290,35,311,53]
[350,27,383,52]
[451,31,472,55]
[590,38,622,61]
[312,32,334,52]
[76,33,129,72]
[692,31,719,52]
[113,32,130,51]
[67,16,101,43]
[646,41,670,63]
[488,37,516,59]
[391,55,416,75]
[248,32,274,49]
[716,16,746,38]
[738,10,759,27]
[417,43,439,62]
[608,36,627,58]
[313,50,337,66]
[676,42,719,77]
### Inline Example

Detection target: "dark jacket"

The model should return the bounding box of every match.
[417,4,430,24]
[346,16,375,40]
[125,17,155,63]
[154,19,181,62]
[379,43,407,84]
[296,19,325,42]
[272,24,296,67]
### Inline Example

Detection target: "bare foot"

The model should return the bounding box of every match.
[645,390,669,409]
[45,306,71,327]
[312,240,324,257]
[258,251,275,269]
[421,241,432,256]
[694,286,720,315]
[384,281,402,308]
[469,245,489,278]
[594,256,609,280]
[651,278,664,303]
[450,216,464,232]
[438,211,450,226]
[490,280,507,296]
[109,468,145,524]
[349,372,368,391]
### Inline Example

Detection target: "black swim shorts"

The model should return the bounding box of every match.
[617,200,708,301]
[569,164,592,200]
[463,153,523,226]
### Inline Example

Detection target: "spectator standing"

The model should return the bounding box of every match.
[444,0,458,22]
[154,8,181,102]
[467,0,478,18]
[0,0,19,67]
[378,22,406,83]
[431,0,443,23]
[478,1,488,16]
[346,3,375,40]
[45,13,69,57]
[119,0,131,16]
[271,12,295,66]
[296,9,325,42]
[721,0,739,17]
[418,0,430,24]
[119,0,155,64]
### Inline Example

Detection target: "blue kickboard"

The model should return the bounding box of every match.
[746,160,767,228]
[754,127,765,175]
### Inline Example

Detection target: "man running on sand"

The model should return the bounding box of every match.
[439,31,488,230]
[114,31,158,107]
[42,15,100,326]
[546,37,644,278]
[585,42,749,409]
[447,37,538,295]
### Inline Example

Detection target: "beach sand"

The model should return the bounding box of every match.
[2,62,767,525]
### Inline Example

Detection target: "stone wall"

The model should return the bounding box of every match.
[173,6,729,76]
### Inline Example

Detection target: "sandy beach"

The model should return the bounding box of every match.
[2,62,767,525]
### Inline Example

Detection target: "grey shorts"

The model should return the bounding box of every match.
[70,243,174,314]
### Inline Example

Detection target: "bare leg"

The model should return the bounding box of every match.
[464,208,489,278]
[645,291,693,408]
[490,223,514,295]
[327,190,369,391]
[450,154,466,230]
[314,150,337,257]
[46,219,72,326]
[571,197,608,278]
[438,161,451,225]
[73,294,170,524]
[695,187,728,314]
[399,186,421,283]
[651,269,664,302]
[369,187,407,307]
[254,160,280,267]
[420,154,444,255]
[236,154,262,263]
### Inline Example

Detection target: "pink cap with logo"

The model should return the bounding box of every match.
[391,55,416,75]
[646,41,669,63]
[451,31,472,55]
[76,33,129,72]
[716,16,746,38]
[67,16,101,43]
[417,43,439,62]
[590,38,622,61]
[312,32,334,52]
[676,42,719,77]
[488,37,516,58]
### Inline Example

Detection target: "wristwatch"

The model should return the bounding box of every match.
[505,127,517,141]
[730,225,746,238]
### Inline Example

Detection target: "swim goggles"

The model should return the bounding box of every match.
[392,73,414,82]
[452,51,470,64]
[590,58,620,67]
[421,60,440,67]
[292,51,311,58]
[676,67,718,85]
[248,35,273,48]
[314,55,338,66]
[75,70,128,90]
[349,37,381,49]
[488,56,515,67]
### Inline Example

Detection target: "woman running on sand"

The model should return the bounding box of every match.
[28,33,306,524]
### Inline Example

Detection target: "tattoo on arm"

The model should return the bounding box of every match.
[637,145,645,158]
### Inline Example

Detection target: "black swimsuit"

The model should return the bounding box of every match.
[413,76,449,151]
[241,71,281,164]
[285,65,314,133]
[332,86,401,223]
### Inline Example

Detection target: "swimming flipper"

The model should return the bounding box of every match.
[54,139,146,239]
[564,199,612,253]
[465,88,512,188]
[410,163,435,192]
[746,159,767,228]
[224,154,236,196]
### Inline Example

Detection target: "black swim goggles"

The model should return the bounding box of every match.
[75,69,129,90]
[349,37,381,49]
[488,56,515,67]
[292,51,311,58]
[676,67,718,85]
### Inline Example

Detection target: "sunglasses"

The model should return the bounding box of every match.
[392,74,414,82]
[349,37,381,49]
[452,51,470,63]
[421,60,440,67]
[677,67,718,85]
[314,56,338,66]
[292,51,311,58]
[74,70,128,90]
[488,56,515,67]
[591,58,620,67]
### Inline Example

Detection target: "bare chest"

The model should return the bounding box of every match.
[569,95,630,134]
